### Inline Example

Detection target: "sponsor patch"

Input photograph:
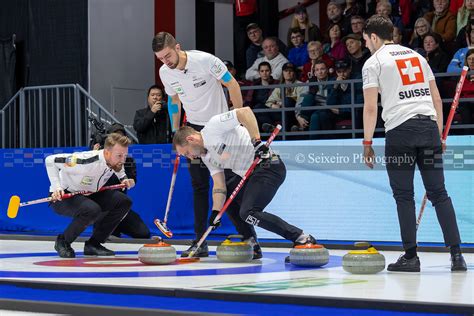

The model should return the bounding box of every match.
[64,155,77,167]
[80,176,94,186]
[193,80,206,88]
[217,143,227,155]
[220,111,234,122]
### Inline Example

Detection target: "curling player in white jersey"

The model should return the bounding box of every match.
[173,107,318,259]
[153,31,259,258]
[361,15,466,272]
[45,133,135,258]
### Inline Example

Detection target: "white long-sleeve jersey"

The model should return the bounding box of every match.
[45,149,127,193]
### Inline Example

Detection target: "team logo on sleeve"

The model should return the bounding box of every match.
[395,57,424,85]
[211,61,225,77]
[219,111,234,122]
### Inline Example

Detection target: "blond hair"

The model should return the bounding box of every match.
[104,133,131,149]
[172,126,198,148]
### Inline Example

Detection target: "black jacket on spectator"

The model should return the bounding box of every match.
[245,77,277,108]
[427,48,450,73]
[133,106,170,144]
[348,48,371,75]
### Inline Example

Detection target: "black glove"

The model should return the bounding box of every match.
[209,210,221,230]
[253,140,270,160]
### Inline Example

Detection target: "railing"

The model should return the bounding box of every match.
[1,73,473,148]
[241,71,474,140]
[0,84,137,148]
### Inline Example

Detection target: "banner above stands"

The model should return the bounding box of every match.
[0,138,472,244]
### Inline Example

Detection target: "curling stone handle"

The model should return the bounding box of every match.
[227,235,244,241]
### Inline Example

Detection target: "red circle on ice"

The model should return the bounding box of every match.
[34,258,190,267]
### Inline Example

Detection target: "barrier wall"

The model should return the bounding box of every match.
[0,138,472,244]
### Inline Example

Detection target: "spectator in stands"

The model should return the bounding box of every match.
[133,85,170,144]
[342,33,371,74]
[233,0,257,75]
[376,0,404,31]
[245,61,277,130]
[326,2,350,37]
[424,32,451,73]
[301,41,335,82]
[246,23,288,69]
[246,37,288,81]
[457,0,474,35]
[393,26,403,44]
[409,17,432,54]
[287,4,322,48]
[323,23,347,61]
[456,17,474,48]
[459,49,474,129]
[423,0,456,43]
[343,0,366,22]
[327,58,364,128]
[265,62,308,131]
[350,15,365,36]
[296,61,336,137]
[288,29,309,68]
[448,22,474,73]
[91,123,150,240]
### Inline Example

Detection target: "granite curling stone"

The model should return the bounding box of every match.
[216,235,253,263]
[342,242,385,274]
[138,240,177,265]
[289,244,329,267]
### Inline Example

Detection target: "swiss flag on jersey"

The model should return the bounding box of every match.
[395,57,425,85]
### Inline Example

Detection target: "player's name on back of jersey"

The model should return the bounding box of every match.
[399,88,431,100]
[389,50,412,56]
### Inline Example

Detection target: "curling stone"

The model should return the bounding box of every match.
[342,242,385,274]
[289,244,329,267]
[138,239,176,265]
[216,235,253,263]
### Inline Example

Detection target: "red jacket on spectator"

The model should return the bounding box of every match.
[300,55,335,82]
[449,0,464,15]
[461,76,474,99]
[235,0,257,16]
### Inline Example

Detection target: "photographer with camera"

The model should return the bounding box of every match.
[133,85,171,144]
[91,122,150,239]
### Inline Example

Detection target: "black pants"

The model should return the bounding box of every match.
[385,117,461,250]
[227,156,302,242]
[186,123,211,240]
[112,209,150,239]
[187,122,259,240]
[50,190,131,244]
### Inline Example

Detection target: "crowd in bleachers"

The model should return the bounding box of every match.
[229,0,474,138]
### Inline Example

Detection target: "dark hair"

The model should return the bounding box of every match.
[363,15,393,41]
[147,85,163,97]
[466,48,474,65]
[152,32,177,52]
[258,61,271,71]
[423,31,443,45]
[290,28,304,36]
[314,60,328,68]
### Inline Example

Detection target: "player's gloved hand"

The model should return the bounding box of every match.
[253,140,270,160]
[209,210,221,230]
